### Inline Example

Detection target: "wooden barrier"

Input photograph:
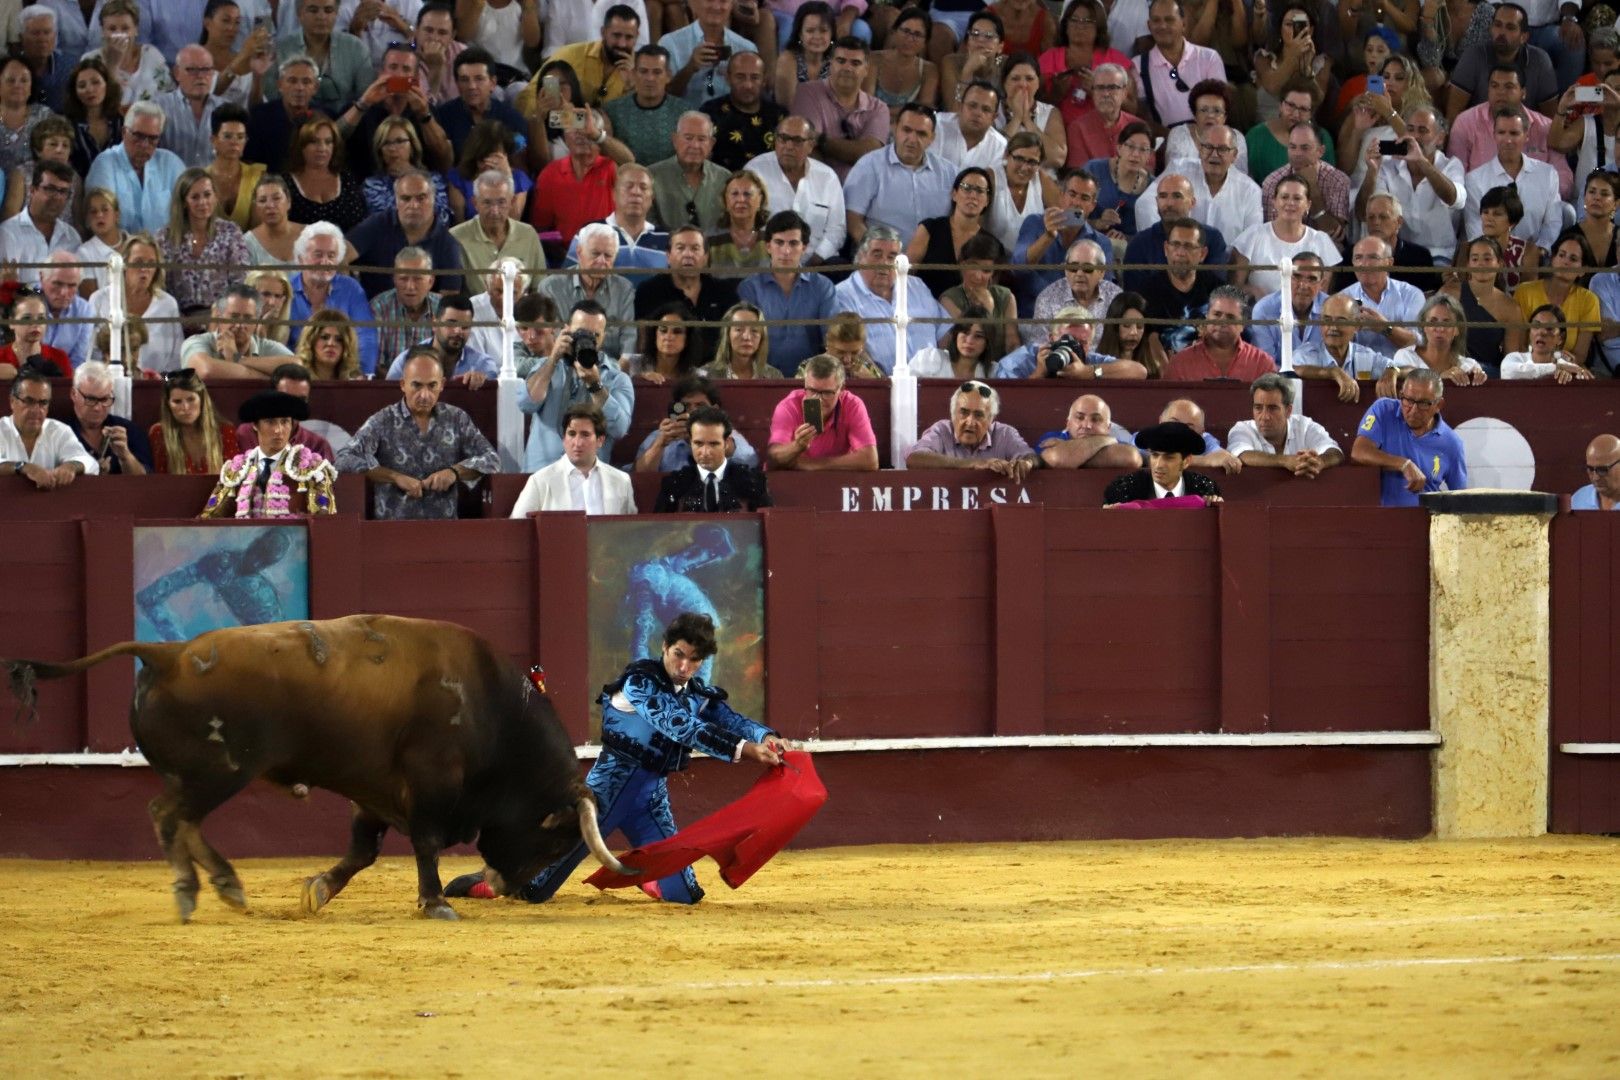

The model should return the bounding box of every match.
[1550,510,1620,834]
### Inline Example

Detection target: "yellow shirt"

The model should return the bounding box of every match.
[1513,280,1601,354]
[514,42,630,115]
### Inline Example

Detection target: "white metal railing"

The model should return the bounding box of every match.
[494,257,526,473]
[889,254,918,470]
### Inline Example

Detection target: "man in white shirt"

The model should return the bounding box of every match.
[0,367,98,486]
[744,115,845,265]
[933,80,1007,170]
[1140,125,1261,248]
[1227,372,1344,478]
[1463,105,1563,258]
[509,403,636,516]
[0,160,80,286]
[1356,107,1466,264]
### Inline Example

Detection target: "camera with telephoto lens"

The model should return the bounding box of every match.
[1044,334,1085,376]
[569,328,600,368]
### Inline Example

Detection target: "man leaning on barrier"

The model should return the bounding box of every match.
[905,379,1039,482]
[1034,393,1143,470]
[1350,367,1468,508]
[181,285,295,381]
[1226,373,1344,479]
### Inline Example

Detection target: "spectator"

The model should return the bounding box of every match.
[371,247,441,366]
[814,311,886,377]
[150,367,240,475]
[85,1,172,110]
[1142,125,1261,252]
[1358,110,1465,267]
[519,299,634,470]
[383,292,496,386]
[413,2,464,107]
[92,315,148,375]
[244,56,324,172]
[456,0,542,70]
[348,168,463,299]
[3,117,80,234]
[703,301,773,379]
[1166,78,1248,175]
[1550,74,1620,203]
[1253,7,1333,127]
[706,169,773,269]
[1463,107,1562,264]
[1294,292,1401,403]
[939,9,1006,109]
[1247,78,1335,183]
[0,288,66,378]
[530,104,618,249]
[766,351,878,470]
[1123,173,1229,294]
[1448,63,1571,199]
[38,252,91,369]
[451,172,541,294]
[1466,182,1538,288]
[462,262,530,363]
[633,225,739,357]
[1502,303,1598,381]
[65,359,151,475]
[248,268,295,347]
[635,374,760,471]
[510,292,560,376]
[843,100,953,246]
[157,167,251,329]
[1260,122,1349,246]
[538,223,637,361]
[283,116,367,233]
[1132,0,1221,133]
[1164,286,1278,381]
[153,45,228,169]
[779,1,839,112]
[623,300,703,381]
[739,209,837,373]
[0,365,97,486]
[1040,0,1129,130]
[526,60,598,165]
[244,174,304,267]
[1249,250,1326,367]
[935,79,1006,170]
[1573,169,1620,271]
[940,232,1018,357]
[601,45,687,168]
[1064,61,1138,167]
[0,160,79,287]
[1392,292,1490,386]
[235,362,334,459]
[1029,236,1118,343]
[1513,230,1599,367]
[1138,217,1226,358]
[1337,50,1423,173]
[1441,235,1526,378]
[509,404,638,516]
[791,37,889,185]
[565,163,670,270]
[1032,391,1142,469]
[1358,191,1439,291]
[334,41,451,178]
[996,306,1143,379]
[1084,122,1157,245]
[199,389,338,518]
[274,0,375,118]
[292,307,367,381]
[988,132,1057,256]
[1149,396,1241,474]
[907,164,994,297]
[446,120,534,222]
[286,222,375,368]
[908,302,996,378]
[1338,234,1425,360]
[648,111,729,233]
[654,403,771,511]
[1013,167,1114,299]
[702,52,786,172]
[744,115,845,264]
[1350,367,1468,506]
[207,104,261,231]
[178,283,293,379]
[1591,262,1620,377]
[1096,291,1166,378]
[362,116,453,224]
[64,57,123,180]
[337,346,500,519]
[1232,173,1341,297]
[1226,372,1343,477]
[1573,433,1620,510]
[906,377,1037,478]
[0,54,53,164]
[1103,420,1221,505]
[832,225,949,374]
[1443,4,1557,122]
[662,0,758,106]
[997,53,1065,168]
[528,5,640,109]
[87,233,184,372]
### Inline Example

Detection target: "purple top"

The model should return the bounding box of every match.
[909,419,1033,462]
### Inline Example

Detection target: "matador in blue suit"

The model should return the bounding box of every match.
[447,611,785,904]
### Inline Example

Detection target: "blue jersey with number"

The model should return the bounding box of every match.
[1357,397,1467,507]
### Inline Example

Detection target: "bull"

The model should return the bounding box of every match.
[4,614,630,922]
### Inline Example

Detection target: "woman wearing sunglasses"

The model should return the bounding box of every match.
[149,368,240,475]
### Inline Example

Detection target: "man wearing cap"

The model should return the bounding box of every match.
[905,380,1040,481]
[1102,420,1223,505]
[201,390,339,518]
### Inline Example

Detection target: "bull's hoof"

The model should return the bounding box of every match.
[174,885,198,925]
[300,874,333,916]
[215,882,248,911]
[420,900,459,921]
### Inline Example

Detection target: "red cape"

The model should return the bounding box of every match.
[586,751,827,891]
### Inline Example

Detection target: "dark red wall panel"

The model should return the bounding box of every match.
[0,523,87,752]
[1550,512,1620,833]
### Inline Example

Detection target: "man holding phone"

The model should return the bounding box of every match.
[339,40,452,174]
[533,5,642,108]
[636,375,759,472]
[765,354,878,471]
[662,0,758,105]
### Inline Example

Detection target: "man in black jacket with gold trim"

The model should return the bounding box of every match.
[1102,420,1223,506]
[655,406,772,513]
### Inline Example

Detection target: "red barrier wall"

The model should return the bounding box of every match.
[1550,511,1620,833]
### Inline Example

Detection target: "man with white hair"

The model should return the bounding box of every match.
[905,379,1039,481]
[40,252,92,369]
[831,226,950,375]
[65,360,151,475]
[464,262,527,364]
[154,44,229,167]
[450,170,544,295]
[16,5,69,111]
[86,100,185,234]
[1138,124,1261,248]
[538,222,636,361]
[0,163,79,287]
[1360,191,1439,290]
[1028,238,1121,345]
[287,221,379,372]
[648,111,729,232]
[1355,106,1464,266]
[996,306,1147,380]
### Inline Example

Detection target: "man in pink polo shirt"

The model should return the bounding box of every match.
[765,353,879,471]
[1163,286,1278,382]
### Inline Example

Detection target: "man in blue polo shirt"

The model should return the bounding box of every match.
[1573,434,1620,510]
[1349,368,1468,507]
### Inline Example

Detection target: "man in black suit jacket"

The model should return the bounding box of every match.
[655,406,773,513]
[1103,421,1223,506]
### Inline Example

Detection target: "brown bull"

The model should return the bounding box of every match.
[4,614,629,922]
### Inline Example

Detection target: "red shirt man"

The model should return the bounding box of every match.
[531,114,618,248]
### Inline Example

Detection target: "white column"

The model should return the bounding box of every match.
[889,253,918,469]
[104,252,131,416]
[494,257,526,473]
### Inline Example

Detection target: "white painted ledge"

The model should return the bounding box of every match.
[1558,743,1620,755]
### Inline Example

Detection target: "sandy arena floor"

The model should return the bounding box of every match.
[2,837,1618,1078]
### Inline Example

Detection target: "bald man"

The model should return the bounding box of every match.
[1035,394,1143,469]
[1139,398,1241,474]
[1294,293,1404,404]
[1574,434,1620,510]
[1123,173,1229,293]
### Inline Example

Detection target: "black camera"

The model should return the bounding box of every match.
[669,401,688,418]
[1045,334,1085,376]
[570,328,600,369]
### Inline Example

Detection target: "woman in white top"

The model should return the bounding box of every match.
[83,0,175,107]
[1165,79,1249,177]
[1501,302,1598,382]
[88,233,184,373]
[1231,173,1342,297]
[908,303,996,379]
[457,0,537,72]
[997,55,1065,168]
[1390,293,1486,386]
[76,187,127,299]
[988,131,1055,253]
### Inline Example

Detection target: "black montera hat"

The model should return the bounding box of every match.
[1134,421,1205,457]
[238,390,309,424]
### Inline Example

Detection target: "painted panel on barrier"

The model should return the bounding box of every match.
[133,525,310,642]
[585,518,766,736]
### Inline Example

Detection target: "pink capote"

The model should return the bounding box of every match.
[586,751,828,891]
[1111,495,1210,510]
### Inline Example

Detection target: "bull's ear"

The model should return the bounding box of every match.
[540,807,578,829]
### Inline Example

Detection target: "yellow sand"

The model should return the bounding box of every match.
[3,837,1619,1078]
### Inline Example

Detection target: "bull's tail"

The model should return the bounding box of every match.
[577,793,634,876]
[5,641,182,726]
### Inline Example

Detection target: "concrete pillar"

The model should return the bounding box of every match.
[1425,491,1558,838]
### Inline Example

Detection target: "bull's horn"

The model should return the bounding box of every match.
[577,797,635,876]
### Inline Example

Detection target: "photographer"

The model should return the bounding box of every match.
[634,374,759,472]
[520,299,634,471]
[991,307,1148,380]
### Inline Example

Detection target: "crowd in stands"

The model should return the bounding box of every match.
[4,0,1620,513]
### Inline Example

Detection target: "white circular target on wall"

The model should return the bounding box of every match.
[1454,417,1536,490]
